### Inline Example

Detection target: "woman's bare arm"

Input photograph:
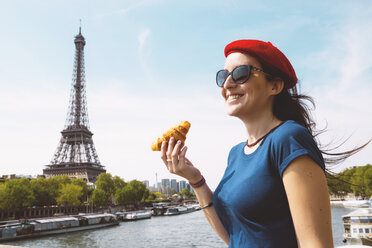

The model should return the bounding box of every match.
[161,137,229,245]
[193,183,230,245]
[283,155,333,248]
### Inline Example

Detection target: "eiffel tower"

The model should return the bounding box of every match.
[43,27,105,182]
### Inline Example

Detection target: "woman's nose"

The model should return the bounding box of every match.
[223,75,236,89]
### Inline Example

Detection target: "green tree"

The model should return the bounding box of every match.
[115,185,136,205]
[364,166,372,197]
[71,178,89,202]
[95,173,115,195]
[56,184,83,206]
[180,188,193,199]
[351,166,371,198]
[153,192,163,199]
[147,193,156,201]
[113,176,126,192]
[91,188,110,208]
[0,178,35,210]
[94,173,116,206]
[115,180,149,205]
[46,175,72,205]
[327,170,353,198]
[143,188,150,201]
[0,183,6,210]
[128,180,147,202]
[328,165,372,199]
[31,177,55,206]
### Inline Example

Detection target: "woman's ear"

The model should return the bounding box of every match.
[269,78,284,96]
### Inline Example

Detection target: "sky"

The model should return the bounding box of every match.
[0,0,371,190]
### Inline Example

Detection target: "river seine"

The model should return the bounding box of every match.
[5,206,352,247]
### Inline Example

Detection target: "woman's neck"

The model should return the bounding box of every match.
[242,110,282,146]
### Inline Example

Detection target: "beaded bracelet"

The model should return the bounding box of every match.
[200,202,213,210]
[188,175,205,188]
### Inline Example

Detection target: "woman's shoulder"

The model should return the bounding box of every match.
[272,120,311,141]
[268,121,325,174]
[268,120,316,149]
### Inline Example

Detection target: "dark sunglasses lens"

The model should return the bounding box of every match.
[216,70,229,87]
[232,66,250,83]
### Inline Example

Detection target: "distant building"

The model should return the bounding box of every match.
[161,179,170,188]
[145,178,194,195]
[179,180,187,192]
[2,174,16,180]
[1,174,34,180]
[142,180,150,188]
[170,179,178,192]
[160,179,171,196]
[186,183,192,191]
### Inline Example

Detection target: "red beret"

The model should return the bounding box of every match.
[224,39,298,88]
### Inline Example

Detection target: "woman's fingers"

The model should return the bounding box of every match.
[160,141,169,167]
[172,140,182,159]
[167,137,175,160]
[160,137,191,176]
[180,145,188,158]
[171,140,183,172]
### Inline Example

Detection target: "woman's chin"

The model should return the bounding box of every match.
[226,108,242,117]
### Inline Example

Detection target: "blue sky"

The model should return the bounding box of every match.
[0,0,371,189]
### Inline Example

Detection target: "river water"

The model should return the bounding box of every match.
[4,206,354,247]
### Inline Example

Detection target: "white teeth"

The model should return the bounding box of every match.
[227,95,242,100]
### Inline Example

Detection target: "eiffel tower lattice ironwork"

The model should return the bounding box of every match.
[43,27,105,182]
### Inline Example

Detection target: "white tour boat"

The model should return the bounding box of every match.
[342,208,372,245]
[121,211,152,221]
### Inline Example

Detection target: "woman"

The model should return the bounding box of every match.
[161,40,334,247]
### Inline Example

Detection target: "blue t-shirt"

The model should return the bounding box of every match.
[213,120,325,248]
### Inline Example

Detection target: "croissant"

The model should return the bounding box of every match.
[151,121,191,151]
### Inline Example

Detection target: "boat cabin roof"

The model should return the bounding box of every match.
[342,208,372,218]
[34,217,78,223]
[82,214,114,219]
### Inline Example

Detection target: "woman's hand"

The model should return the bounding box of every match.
[161,137,202,183]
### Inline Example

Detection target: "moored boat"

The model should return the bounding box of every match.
[342,208,372,245]
[343,200,371,208]
[0,213,118,242]
[163,205,197,216]
[164,207,180,216]
[122,211,152,221]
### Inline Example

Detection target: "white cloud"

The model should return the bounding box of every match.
[137,28,151,78]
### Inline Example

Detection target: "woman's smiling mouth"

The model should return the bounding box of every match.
[226,94,244,102]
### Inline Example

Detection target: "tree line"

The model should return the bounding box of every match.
[0,175,88,210]
[327,164,372,199]
[0,173,195,210]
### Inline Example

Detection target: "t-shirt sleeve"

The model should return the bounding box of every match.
[270,123,325,177]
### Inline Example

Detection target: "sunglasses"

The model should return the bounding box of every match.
[216,65,271,87]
